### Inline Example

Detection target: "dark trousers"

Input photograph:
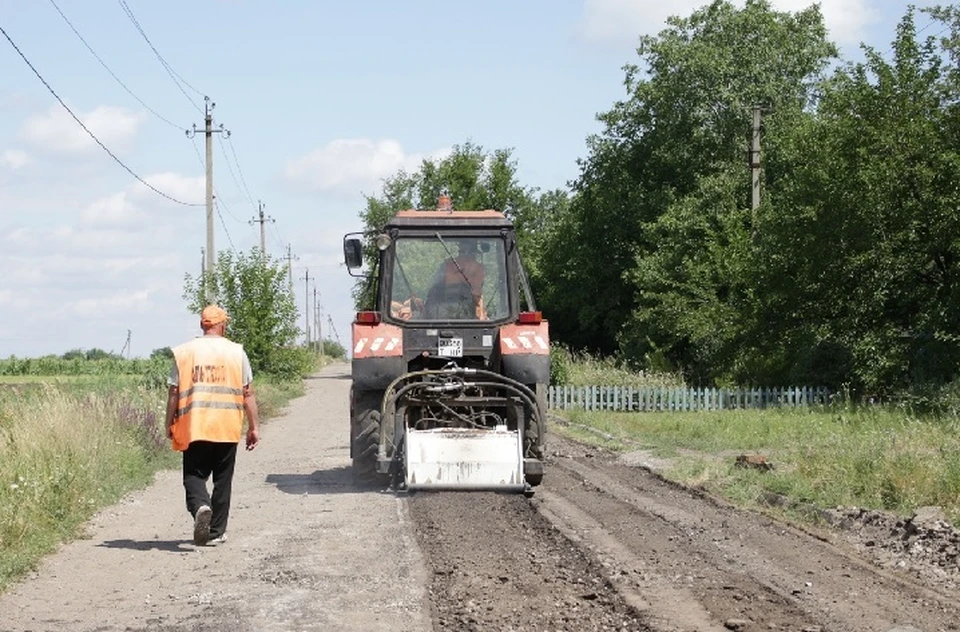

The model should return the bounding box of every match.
[182,441,238,539]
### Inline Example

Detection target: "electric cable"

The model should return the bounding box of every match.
[47,0,183,130]
[225,135,256,205]
[117,0,204,112]
[0,24,203,207]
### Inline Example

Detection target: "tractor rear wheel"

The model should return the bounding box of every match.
[350,391,389,487]
[523,383,548,487]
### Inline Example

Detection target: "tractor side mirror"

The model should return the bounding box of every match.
[343,238,363,269]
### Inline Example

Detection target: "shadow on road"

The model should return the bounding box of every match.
[265,466,395,496]
[97,539,193,553]
[303,373,351,380]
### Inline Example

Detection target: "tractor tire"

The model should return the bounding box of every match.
[523,383,548,487]
[350,391,390,488]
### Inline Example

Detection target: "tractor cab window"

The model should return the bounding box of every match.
[389,236,509,322]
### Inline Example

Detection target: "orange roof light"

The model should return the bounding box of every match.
[437,193,452,212]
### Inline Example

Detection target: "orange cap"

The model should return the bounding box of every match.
[200,305,229,327]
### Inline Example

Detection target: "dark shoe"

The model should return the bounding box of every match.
[193,505,212,545]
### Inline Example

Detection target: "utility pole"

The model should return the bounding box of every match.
[749,104,762,210]
[120,329,131,360]
[200,247,205,277]
[249,200,274,262]
[300,268,311,347]
[313,287,324,358]
[286,244,298,294]
[186,96,229,304]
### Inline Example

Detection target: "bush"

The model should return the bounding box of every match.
[550,344,571,385]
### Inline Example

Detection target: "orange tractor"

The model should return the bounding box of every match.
[343,194,549,494]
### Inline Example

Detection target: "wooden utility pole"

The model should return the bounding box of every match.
[249,201,274,262]
[286,244,298,294]
[300,268,311,347]
[313,287,323,358]
[749,105,762,210]
[187,96,229,304]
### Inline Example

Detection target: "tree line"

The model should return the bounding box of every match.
[355,1,960,401]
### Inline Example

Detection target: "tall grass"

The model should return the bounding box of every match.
[561,406,960,526]
[0,380,174,591]
[0,356,169,377]
[551,345,685,388]
[253,376,305,420]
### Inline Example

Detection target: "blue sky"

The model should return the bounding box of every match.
[0,0,931,359]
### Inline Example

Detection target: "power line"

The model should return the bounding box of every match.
[46,0,182,130]
[117,0,204,112]
[0,23,203,207]
[225,135,256,205]
[216,201,238,253]
[217,134,256,210]
[270,220,287,251]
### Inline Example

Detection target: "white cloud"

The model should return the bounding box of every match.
[1,149,30,169]
[70,172,204,231]
[3,226,34,246]
[80,192,144,228]
[0,167,206,358]
[64,288,153,319]
[132,171,205,205]
[284,138,451,196]
[575,0,875,50]
[20,104,146,154]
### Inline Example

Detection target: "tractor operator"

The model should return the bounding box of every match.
[426,239,487,319]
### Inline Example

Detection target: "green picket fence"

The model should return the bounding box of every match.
[547,385,831,412]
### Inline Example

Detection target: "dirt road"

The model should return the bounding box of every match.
[2,363,959,631]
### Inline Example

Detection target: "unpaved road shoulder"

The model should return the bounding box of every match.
[0,364,431,632]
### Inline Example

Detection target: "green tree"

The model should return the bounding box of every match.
[750,7,960,393]
[321,339,346,359]
[183,248,306,379]
[543,0,837,379]
[150,347,173,360]
[84,348,122,361]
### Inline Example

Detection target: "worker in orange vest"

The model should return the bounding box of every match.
[165,305,260,546]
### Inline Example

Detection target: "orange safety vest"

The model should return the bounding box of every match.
[170,336,246,451]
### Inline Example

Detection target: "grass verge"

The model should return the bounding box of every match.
[554,405,960,528]
[0,369,311,594]
[0,380,173,592]
[253,376,304,420]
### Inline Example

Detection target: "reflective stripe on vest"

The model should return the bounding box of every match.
[170,337,246,451]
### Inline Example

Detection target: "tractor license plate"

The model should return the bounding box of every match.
[438,337,463,357]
